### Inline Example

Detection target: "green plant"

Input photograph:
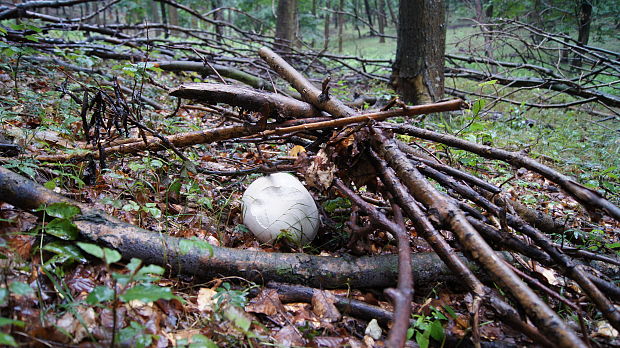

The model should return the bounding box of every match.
[407,306,454,348]
[79,243,183,346]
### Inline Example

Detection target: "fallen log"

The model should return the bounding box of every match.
[0,166,473,289]
[170,83,321,119]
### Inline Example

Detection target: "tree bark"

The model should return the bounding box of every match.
[378,0,386,43]
[0,166,470,291]
[323,0,330,50]
[363,0,374,31]
[338,0,344,52]
[275,0,296,53]
[391,0,445,104]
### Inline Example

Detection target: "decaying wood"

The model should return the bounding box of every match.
[154,61,272,91]
[0,166,477,289]
[170,83,321,119]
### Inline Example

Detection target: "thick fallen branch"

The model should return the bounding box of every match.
[170,83,321,119]
[0,166,472,290]
[155,61,272,91]
[259,47,357,118]
[36,125,250,162]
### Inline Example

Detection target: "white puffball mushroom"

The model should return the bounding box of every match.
[242,173,319,245]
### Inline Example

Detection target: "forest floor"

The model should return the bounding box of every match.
[0,23,619,348]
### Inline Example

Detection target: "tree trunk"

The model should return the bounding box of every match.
[160,1,169,38]
[573,0,593,68]
[386,0,398,28]
[168,4,179,27]
[378,0,386,43]
[275,0,297,53]
[363,0,374,34]
[149,1,162,37]
[353,0,362,38]
[391,0,446,104]
[338,0,344,52]
[323,0,331,50]
[211,0,223,42]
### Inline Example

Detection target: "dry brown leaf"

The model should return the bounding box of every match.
[311,290,341,323]
[246,289,285,316]
[197,287,217,312]
[274,325,305,347]
[289,145,306,157]
[305,149,336,190]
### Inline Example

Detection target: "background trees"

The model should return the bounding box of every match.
[391,0,446,104]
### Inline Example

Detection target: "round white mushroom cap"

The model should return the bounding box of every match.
[241,173,319,244]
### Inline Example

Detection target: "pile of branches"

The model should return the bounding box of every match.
[2,46,620,347]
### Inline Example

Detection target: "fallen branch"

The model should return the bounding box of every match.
[371,130,585,347]
[36,125,250,162]
[259,47,357,118]
[170,83,321,119]
[155,61,272,91]
[381,123,620,221]
[0,166,476,289]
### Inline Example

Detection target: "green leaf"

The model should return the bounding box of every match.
[45,218,79,240]
[406,327,414,340]
[137,264,165,276]
[43,242,87,263]
[103,248,122,264]
[443,305,457,319]
[142,203,161,219]
[120,285,177,303]
[122,200,140,212]
[9,281,33,296]
[0,288,7,305]
[125,258,142,273]
[179,238,214,257]
[429,320,445,341]
[478,79,497,87]
[224,305,251,332]
[0,333,17,347]
[45,203,81,219]
[24,35,39,42]
[471,99,486,116]
[76,242,104,259]
[87,286,115,305]
[0,318,25,328]
[168,180,182,195]
[416,330,430,348]
[189,334,218,348]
